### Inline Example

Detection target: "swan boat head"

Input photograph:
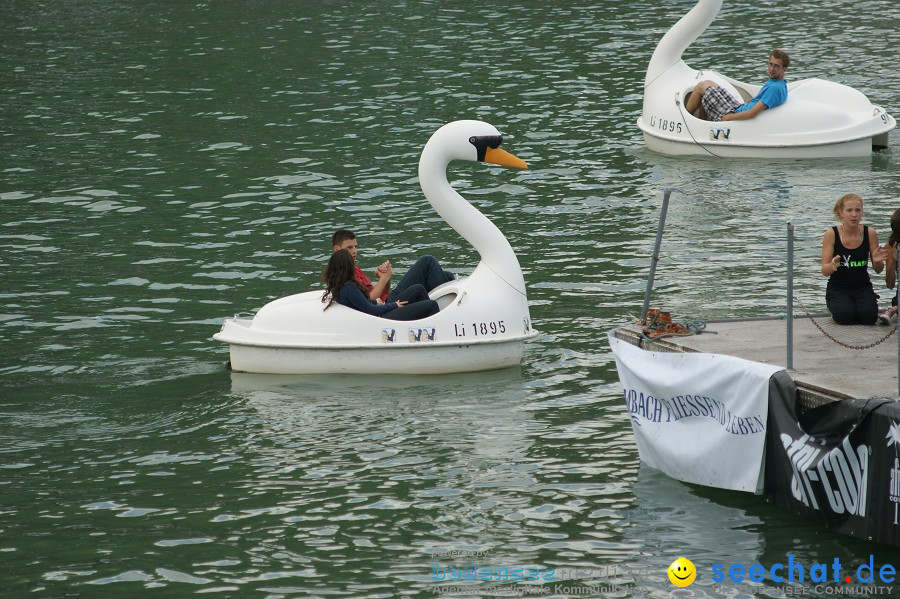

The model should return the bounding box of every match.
[638,0,895,158]
[419,120,528,294]
[214,120,538,375]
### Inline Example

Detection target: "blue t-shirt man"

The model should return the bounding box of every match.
[719,51,790,121]
[734,78,788,114]
[686,49,791,122]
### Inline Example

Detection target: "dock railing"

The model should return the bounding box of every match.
[640,189,670,323]
[786,220,794,370]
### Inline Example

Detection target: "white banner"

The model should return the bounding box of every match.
[608,331,783,493]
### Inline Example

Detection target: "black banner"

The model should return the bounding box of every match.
[765,371,899,546]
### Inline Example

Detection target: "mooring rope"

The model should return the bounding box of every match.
[639,309,707,341]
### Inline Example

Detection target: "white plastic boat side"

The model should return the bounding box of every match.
[213,264,533,349]
[216,320,539,350]
[641,131,873,158]
[226,334,536,375]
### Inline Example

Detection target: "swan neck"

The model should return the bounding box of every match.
[645,0,722,87]
[419,148,525,295]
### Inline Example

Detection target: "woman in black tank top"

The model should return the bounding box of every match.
[820,194,885,325]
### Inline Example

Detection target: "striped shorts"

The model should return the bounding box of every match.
[701,86,742,121]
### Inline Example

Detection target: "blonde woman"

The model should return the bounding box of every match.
[821,193,885,324]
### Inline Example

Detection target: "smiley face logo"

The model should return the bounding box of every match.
[668,557,696,587]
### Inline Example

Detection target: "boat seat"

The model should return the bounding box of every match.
[434,292,457,310]
[730,83,752,102]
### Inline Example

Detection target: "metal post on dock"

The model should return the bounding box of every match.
[641,189,671,322]
[786,220,794,370]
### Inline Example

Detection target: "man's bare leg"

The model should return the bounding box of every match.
[685,80,719,120]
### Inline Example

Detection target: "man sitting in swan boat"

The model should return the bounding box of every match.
[685,49,790,122]
[331,229,455,304]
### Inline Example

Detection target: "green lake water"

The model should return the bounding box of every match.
[2,0,899,596]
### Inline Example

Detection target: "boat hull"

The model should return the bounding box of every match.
[213,263,538,375]
[639,124,879,158]
[225,332,538,375]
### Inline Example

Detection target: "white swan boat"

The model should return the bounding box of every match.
[638,0,895,158]
[214,120,539,374]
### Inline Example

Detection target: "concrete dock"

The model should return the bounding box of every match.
[613,316,898,407]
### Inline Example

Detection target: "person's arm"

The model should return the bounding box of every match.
[822,228,840,276]
[341,284,397,316]
[722,102,767,122]
[886,245,897,289]
[368,261,392,301]
[869,228,884,274]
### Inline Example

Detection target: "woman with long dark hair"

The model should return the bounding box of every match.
[322,249,439,321]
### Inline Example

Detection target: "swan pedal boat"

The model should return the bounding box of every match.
[214,120,539,375]
[638,0,896,158]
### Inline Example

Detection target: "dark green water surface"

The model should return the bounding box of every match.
[2,0,899,596]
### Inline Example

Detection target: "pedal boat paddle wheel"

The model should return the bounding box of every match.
[637,0,895,158]
[214,120,539,374]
